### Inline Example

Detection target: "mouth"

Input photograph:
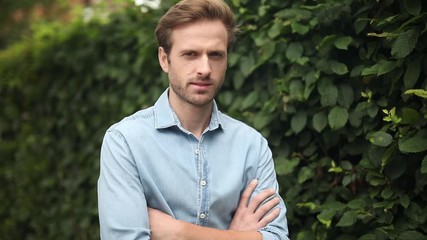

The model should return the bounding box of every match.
[190,82,212,91]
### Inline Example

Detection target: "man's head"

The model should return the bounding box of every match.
[155,0,239,55]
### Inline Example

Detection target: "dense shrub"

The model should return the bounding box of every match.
[0,0,426,239]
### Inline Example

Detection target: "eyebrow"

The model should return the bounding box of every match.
[179,49,227,55]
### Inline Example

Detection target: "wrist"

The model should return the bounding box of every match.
[175,219,190,240]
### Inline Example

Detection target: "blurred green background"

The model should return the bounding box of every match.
[1,0,427,239]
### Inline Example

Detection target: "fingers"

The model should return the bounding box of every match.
[238,179,258,208]
[247,188,276,213]
[254,196,280,219]
[258,208,281,227]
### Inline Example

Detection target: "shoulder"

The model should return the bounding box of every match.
[106,107,155,138]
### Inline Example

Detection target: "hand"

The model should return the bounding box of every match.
[148,208,184,240]
[229,179,281,231]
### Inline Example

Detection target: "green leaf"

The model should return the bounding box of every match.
[399,130,427,153]
[253,114,272,130]
[231,0,240,7]
[403,0,421,16]
[296,231,315,240]
[369,131,393,147]
[397,231,426,240]
[347,199,366,209]
[367,145,384,168]
[400,195,410,209]
[241,91,258,110]
[367,104,379,118]
[317,209,335,228]
[328,106,349,130]
[304,70,319,84]
[338,84,354,108]
[405,89,427,99]
[421,155,427,174]
[286,42,303,62]
[330,61,349,75]
[313,111,327,132]
[385,154,407,180]
[400,107,420,125]
[349,109,363,127]
[291,22,310,35]
[297,202,317,210]
[260,42,276,64]
[291,111,307,134]
[381,188,393,199]
[268,20,283,39]
[276,158,300,176]
[233,71,245,90]
[342,175,354,186]
[367,32,397,38]
[359,234,376,240]
[336,211,357,227]
[322,201,347,211]
[354,18,368,35]
[298,166,314,184]
[391,29,420,59]
[240,53,256,77]
[341,161,352,171]
[228,52,240,67]
[289,80,304,101]
[334,36,353,50]
[404,58,421,90]
[318,78,337,107]
[366,170,388,186]
[316,34,336,51]
[361,60,397,76]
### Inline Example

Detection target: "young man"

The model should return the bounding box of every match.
[97,0,289,239]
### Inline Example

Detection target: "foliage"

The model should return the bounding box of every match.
[0,0,71,49]
[1,0,426,239]
[0,4,166,239]
[224,0,427,239]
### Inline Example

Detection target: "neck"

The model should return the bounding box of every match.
[171,101,213,139]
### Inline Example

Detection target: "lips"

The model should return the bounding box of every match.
[190,82,212,91]
[191,82,211,86]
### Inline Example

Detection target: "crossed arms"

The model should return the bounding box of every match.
[148,179,281,240]
[98,128,289,240]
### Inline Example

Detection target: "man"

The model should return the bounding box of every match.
[97,0,289,239]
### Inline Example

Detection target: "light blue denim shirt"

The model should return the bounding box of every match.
[98,89,289,240]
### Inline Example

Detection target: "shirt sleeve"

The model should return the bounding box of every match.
[254,137,290,240]
[97,129,150,240]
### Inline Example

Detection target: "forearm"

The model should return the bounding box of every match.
[178,221,262,240]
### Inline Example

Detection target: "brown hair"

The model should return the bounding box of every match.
[155,0,239,54]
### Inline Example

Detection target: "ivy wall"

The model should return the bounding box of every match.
[0,0,426,239]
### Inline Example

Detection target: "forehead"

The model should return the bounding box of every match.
[170,20,228,52]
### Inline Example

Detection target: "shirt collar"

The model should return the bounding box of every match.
[154,88,223,131]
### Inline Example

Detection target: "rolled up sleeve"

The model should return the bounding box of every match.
[97,129,150,240]
[255,138,290,240]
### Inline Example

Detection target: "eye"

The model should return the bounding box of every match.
[209,51,225,59]
[182,51,197,57]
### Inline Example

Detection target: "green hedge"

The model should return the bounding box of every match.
[1,0,426,239]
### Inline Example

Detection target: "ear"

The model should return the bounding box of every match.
[158,47,169,73]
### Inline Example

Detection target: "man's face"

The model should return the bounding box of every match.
[158,20,228,108]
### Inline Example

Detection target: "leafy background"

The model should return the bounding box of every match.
[0,0,426,239]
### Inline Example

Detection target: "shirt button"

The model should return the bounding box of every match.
[199,213,206,219]
[195,149,200,155]
[201,180,207,187]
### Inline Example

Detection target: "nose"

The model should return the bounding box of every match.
[196,55,211,78]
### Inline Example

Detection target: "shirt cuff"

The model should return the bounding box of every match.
[258,226,290,240]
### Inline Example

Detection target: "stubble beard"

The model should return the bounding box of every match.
[168,68,224,107]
